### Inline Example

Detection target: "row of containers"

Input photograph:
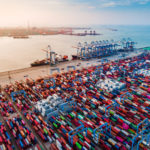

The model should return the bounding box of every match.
[0,118,42,150]
[0,93,16,117]
[0,51,150,150]
[0,122,14,150]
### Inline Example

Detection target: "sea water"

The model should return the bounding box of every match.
[0,25,150,72]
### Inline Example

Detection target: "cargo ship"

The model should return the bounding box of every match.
[31,55,69,67]
[31,59,48,67]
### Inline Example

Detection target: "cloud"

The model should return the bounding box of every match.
[87,6,96,9]
[136,0,150,4]
[27,0,150,9]
[71,0,150,8]
[102,1,132,7]
[98,0,150,8]
[101,2,118,7]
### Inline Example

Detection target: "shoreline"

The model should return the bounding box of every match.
[0,50,144,86]
[0,60,80,75]
[0,60,84,85]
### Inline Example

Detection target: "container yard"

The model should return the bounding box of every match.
[5,116,37,149]
[0,122,15,150]
[0,40,150,150]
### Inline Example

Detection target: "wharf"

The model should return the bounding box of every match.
[0,49,142,86]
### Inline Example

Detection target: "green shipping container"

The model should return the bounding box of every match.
[67,121,72,126]
[130,123,137,130]
[78,133,83,139]
[117,77,121,81]
[76,142,82,150]
[110,110,115,115]
[128,97,133,100]
[89,86,93,90]
[43,128,48,135]
[40,145,44,150]
[128,129,135,135]
[56,120,61,124]
[60,115,65,120]
[91,104,96,109]
[111,117,117,122]
[127,137,131,142]
[53,123,58,128]
[139,100,144,104]
[79,138,84,143]
[88,128,93,133]
[69,113,74,118]
[138,80,142,83]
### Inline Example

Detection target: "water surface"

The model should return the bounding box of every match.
[0,25,150,72]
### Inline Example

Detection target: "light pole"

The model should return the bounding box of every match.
[8,71,12,84]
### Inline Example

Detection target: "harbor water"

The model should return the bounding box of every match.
[0,25,150,72]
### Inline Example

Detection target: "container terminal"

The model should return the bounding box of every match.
[31,38,135,67]
[0,38,150,150]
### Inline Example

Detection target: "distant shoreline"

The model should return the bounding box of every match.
[0,27,92,37]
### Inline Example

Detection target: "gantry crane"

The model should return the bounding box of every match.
[42,45,56,66]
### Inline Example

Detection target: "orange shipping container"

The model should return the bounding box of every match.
[20,130,25,138]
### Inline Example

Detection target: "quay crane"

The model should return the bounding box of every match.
[76,38,136,60]
[42,45,56,66]
[120,38,136,51]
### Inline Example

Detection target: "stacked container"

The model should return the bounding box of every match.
[0,93,15,117]
[24,112,57,144]
[0,122,14,150]
[6,116,37,149]
[15,82,40,103]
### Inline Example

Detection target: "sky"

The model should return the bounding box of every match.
[0,0,150,27]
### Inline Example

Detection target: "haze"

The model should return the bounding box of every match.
[0,0,150,27]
